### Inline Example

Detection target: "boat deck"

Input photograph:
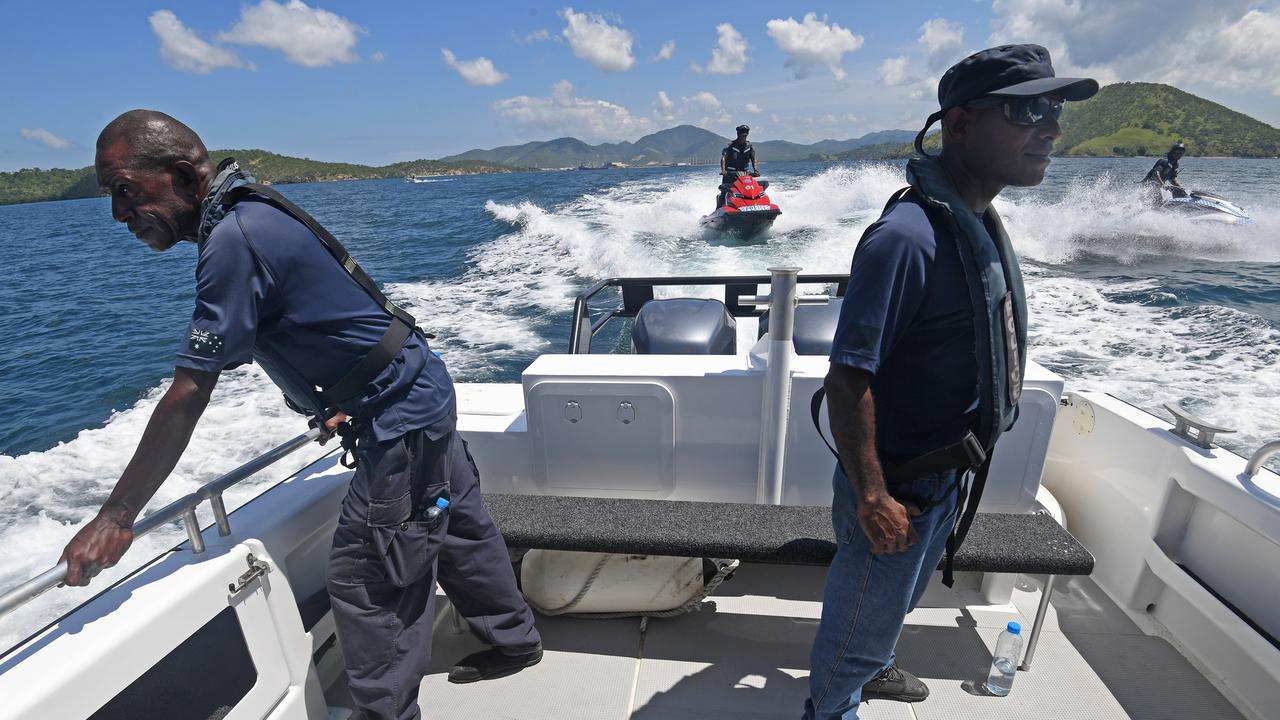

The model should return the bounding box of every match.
[395,564,1246,720]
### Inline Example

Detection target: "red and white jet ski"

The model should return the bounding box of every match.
[700,171,781,236]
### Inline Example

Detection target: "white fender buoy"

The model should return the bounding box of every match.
[520,550,705,614]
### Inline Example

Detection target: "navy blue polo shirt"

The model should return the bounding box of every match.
[175,196,455,442]
[830,194,977,460]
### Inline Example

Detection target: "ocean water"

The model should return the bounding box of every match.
[0,157,1277,648]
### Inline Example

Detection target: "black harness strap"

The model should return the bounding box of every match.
[223,183,423,409]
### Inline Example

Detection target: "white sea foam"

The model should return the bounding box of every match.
[0,364,323,649]
[998,171,1280,265]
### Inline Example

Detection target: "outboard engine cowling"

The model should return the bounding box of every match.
[632,298,737,354]
[759,298,842,355]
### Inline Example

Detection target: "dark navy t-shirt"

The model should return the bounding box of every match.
[829,195,977,460]
[175,196,455,442]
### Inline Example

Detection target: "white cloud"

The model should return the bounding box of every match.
[1194,10,1280,96]
[918,18,964,70]
[20,128,70,149]
[744,103,763,114]
[441,48,508,86]
[148,10,254,74]
[560,8,634,72]
[766,13,863,80]
[879,56,910,86]
[684,91,722,113]
[652,40,676,62]
[704,23,748,75]
[526,29,551,43]
[494,80,652,140]
[987,1,1272,94]
[370,51,384,63]
[654,90,677,119]
[218,0,363,68]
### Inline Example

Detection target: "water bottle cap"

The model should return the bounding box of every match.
[1007,621,1021,634]
[435,497,450,509]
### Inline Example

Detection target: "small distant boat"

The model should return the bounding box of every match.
[405,174,439,183]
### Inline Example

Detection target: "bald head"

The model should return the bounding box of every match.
[97,109,213,176]
[96,110,217,251]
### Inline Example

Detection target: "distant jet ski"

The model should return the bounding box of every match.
[1159,186,1252,225]
[700,171,781,236]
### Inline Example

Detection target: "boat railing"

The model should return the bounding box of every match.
[567,271,849,354]
[0,427,324,620]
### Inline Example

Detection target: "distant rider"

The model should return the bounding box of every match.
[1144,142,1186,197]
[718,124,759,208]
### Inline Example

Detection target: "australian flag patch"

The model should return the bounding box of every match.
[187,328,225,358]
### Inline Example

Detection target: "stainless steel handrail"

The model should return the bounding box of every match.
[1245,440,1280,478]
[0,427,323,620]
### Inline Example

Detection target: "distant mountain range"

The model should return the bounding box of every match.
[5,83,1275,207]
[440,125,919,168]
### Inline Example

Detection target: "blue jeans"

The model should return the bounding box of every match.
[803,467,959,720]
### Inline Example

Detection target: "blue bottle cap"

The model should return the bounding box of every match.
[435,497,450,509]
[1007,621,1021,634]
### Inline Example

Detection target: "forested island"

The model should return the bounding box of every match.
[0,150,524,206]
[821,83,1280,161]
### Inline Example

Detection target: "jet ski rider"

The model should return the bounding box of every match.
[1144,141,1186,197]
[718,124,759,208]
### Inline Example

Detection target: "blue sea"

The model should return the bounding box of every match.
[1,157,1277,646]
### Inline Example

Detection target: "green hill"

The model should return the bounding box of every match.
[0,150,524,206]
[1057,82,1280,157]
[844,83,1280,160]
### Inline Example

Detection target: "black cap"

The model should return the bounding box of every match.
[736,125,750,133]
[915,44,1098,156]
[937,44,1098,110]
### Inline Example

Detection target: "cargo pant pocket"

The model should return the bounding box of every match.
[369,487,449,588]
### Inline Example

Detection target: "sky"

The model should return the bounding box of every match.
[3,1,1279,171]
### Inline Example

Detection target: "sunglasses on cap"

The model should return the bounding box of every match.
[964,95,1063,126]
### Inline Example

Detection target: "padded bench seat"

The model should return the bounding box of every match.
[482,493,1094,576]
[483,492,1092,671]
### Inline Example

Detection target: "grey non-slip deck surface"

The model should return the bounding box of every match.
[417,565,1245,720]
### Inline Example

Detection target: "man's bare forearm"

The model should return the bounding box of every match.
[825,365,888,502]
[99,369,217,526]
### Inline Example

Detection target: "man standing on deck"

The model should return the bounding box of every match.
[718,124,759,208]
[60,110,542,720]
[804,46,1096,719]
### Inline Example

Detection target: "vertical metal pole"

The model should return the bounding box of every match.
[1019,574,1056,671]
[183,508,206,555]
[210,493,232,537]
[756,266,800,505]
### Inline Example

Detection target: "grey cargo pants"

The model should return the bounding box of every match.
[327,427,541,720]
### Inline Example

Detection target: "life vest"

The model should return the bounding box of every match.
[196,159,419,422]
[904,155,1027,452]
[811,154,1028,586]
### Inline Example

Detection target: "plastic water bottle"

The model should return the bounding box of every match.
[985,621,1023,696]
[419,497,450,528]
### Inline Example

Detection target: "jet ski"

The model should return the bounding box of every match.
[700,171,781,236]
[1159,186,1252,225]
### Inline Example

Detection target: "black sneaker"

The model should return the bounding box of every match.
[447,647,543,684]
[861,663,929,703]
